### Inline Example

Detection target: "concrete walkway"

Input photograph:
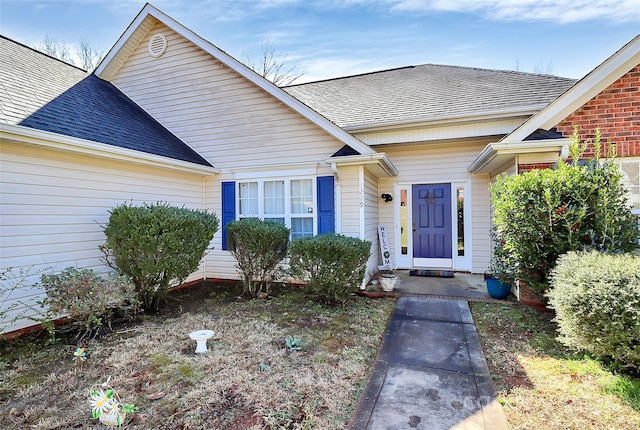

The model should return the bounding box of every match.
[349,297,509,430]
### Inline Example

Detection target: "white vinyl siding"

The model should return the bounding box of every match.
[363,168,381,276]
[109,22,346,170]
[0,142,205,333]
[336,166,361,238]
[377,140,492,273]
[353,116,530,146]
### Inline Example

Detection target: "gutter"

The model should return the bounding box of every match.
[0,123,220,176]
[468,138,570,174]
[326,152,399,177]
[342,105,546,133]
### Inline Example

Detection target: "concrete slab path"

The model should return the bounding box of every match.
[349,297,509,430]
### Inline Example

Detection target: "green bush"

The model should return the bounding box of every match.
[39,267,139,338]
[101,202,219,311]
[491,128,638,293]
[289,234,371,305]
[547,251,640,371]
[226,218,290,297]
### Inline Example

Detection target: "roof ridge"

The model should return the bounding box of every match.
[286,62,575,88]
[0,34,87,72]
[285,65,417,87]
[417,63,575,80]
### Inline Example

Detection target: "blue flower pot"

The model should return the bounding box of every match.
[485,277,511,299]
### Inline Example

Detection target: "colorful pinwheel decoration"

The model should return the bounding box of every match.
[73,347,88,364]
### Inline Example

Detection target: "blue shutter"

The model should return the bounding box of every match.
[317,176,335,235]
[221,181,236,250]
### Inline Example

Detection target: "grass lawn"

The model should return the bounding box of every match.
[0,282,396,429]
[470,301,640,430]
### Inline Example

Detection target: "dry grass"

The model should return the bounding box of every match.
[0,282,396,429]
[470,302,640,430]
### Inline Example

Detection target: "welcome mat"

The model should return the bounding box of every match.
[409,270,455,278]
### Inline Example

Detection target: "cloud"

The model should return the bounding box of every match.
[382,0,640,24]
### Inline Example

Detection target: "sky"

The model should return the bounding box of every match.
[1,0,639,83]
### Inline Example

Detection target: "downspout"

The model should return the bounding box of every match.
[359,166,365,240]
[201,172,221,281]
[202,176,207,281]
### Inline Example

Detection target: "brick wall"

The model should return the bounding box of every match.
[555,65,640,158]
[518,162,555,173]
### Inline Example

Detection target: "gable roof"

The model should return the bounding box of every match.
[469,34,640,174]
[503,33,640,143]
[0,35,212,168]
[95,3,379,159]
[284,64,577,130]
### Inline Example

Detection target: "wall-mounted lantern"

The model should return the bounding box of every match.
[381,193,393,202]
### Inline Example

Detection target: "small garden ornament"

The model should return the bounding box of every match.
[189,329,215,354]
[90,376,137,427]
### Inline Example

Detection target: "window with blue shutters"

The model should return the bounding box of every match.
[221,175,334,246]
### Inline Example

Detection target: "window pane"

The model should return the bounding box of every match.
[291,179,313,214]
[239,182,258,215]
[619,160,639,211]
[400,189,408,255]
[457,187,464,256]
[264,180,284,215]
[291,217,313,240]
[265,217,285,224]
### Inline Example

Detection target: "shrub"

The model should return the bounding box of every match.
[1,266,41,334]
[289,234,371,305]
[490,128,638,293]
[101,202,219,311]
[547,251,640,371]
[226,218,290,297]
[39,267,139,338]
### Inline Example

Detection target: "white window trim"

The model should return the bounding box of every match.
[617,158,640,244]
[236,176,317,238]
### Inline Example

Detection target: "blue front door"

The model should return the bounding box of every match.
[412,183,453,267]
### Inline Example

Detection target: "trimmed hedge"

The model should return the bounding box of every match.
[547,251,640,371]
[289,234,371,305]
[101,202,219,311]
[226,218,290,297]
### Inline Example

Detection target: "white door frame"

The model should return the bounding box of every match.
[394,181,471,271]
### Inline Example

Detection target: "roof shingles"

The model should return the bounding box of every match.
[284,64,578,129]
[0,36,211,167]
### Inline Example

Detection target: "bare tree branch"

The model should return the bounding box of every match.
[33,36,104,71]
[243,38,304,87]
[78,38,103,71]
[38,35,72,63]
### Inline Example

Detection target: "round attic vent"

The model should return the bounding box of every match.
[148,33,168,58]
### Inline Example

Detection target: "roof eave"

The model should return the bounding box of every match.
[0,123,220,176]
[342,105,547,133]
[468,138,570,174]
[326,153,399,178]
[504,34,640,143]
[95,3,376,157]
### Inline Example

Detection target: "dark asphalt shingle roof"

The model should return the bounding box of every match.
[0,36,211,167]
[284,64,578,129]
